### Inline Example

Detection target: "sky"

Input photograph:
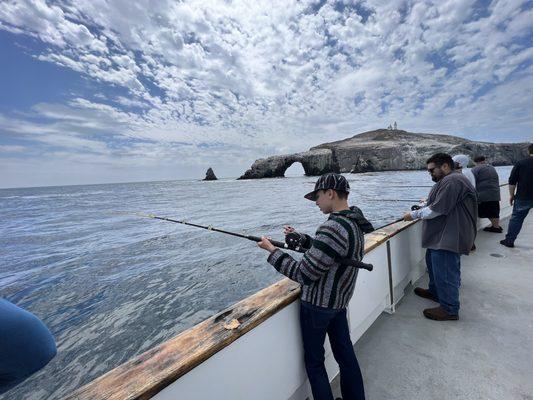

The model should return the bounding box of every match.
[0,0,532,188]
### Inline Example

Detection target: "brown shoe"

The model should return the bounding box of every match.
[414,287,438,302]
[423,306,459,321]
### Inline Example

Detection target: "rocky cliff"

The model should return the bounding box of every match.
[239,129,529,179]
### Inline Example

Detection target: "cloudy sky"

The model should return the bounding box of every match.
[0,0,532,188]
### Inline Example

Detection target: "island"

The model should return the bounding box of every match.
[238,129,529,179]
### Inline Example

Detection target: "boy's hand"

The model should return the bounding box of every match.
[258,236,277,253]
[283,225,295,235]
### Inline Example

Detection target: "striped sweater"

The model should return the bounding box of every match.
[267,209,365,309]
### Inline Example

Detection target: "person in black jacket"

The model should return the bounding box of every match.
[500,144,533,247]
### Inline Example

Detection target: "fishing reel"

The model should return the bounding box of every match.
[285,232,373,271]
[411,198,427,211]
[285,232,309,251]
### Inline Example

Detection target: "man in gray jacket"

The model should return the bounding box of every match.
[404,153,477,321]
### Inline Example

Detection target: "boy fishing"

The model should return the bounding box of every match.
[258,173,370,400]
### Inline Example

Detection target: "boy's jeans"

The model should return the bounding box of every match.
[299,301,365,400]
[426,249,461,315]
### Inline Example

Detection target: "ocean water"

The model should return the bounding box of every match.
[0,167,512,399]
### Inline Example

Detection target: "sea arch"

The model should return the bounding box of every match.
[238,149,340,179]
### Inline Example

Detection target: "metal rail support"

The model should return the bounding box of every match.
[385,240,396,314]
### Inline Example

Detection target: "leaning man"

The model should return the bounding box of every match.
[404,153,477,321]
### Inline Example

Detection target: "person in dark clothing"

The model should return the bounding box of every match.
[500,144,533,248]
[472,155,502,233]
[0,299,57,394]
[403,153,477,321]
[258,173,367,400]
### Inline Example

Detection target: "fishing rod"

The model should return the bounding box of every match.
[134,213,374,271]
[136,213,292,250]
[366,202,424,233]
[381,185,432,188]
[362,199,425,203]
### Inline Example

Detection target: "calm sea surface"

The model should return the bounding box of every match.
[0,167,512,399]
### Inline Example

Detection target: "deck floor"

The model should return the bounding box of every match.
[333,217,533,400]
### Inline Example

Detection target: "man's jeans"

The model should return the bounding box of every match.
[426,249,461,315]
[299,301,365,400]
[506,199,533,242]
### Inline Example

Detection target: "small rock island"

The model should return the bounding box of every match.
[203,167,218,181]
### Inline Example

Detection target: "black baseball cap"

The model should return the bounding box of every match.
[304,173,350,201]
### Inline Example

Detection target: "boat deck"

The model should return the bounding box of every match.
[333,218,533,399]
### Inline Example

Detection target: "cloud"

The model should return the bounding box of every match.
[0,0,108,51]
[0,0,532,187]
[0,144,26,153]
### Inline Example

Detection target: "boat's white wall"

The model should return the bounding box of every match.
[499,185,513,219]
[347,244,391,341]
[153,185,512,400]
[155,300,307,400]
[387,222,425,310]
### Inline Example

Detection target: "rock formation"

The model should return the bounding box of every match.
[238,149,339,179]
[203,167,218,181]
[239,129,529,179]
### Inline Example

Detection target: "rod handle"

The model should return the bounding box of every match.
[249,235,299,252]
[340,260,373,271]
